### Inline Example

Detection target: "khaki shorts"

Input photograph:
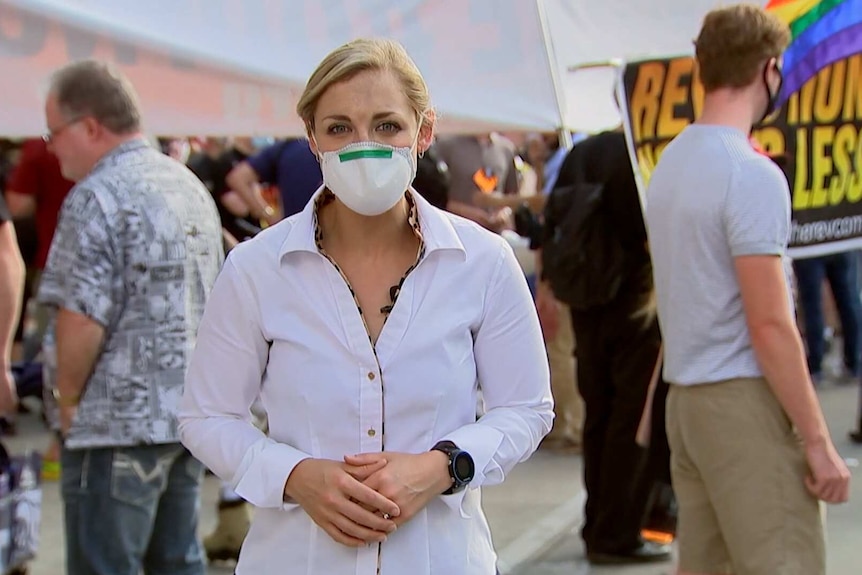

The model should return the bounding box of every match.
[666,377,825,575]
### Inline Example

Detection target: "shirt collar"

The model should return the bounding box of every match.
[278,186,465,260]
[90,136,152,175]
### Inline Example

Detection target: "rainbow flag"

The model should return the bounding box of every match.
[765,0,862,102]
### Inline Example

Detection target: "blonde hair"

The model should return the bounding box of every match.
[297,38,433,132]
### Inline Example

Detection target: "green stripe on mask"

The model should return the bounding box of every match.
[339,149,393,162]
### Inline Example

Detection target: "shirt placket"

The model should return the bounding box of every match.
[313,192,424,575]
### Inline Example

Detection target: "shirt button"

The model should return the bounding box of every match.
[367,429,376,437]
[367,372,376,381]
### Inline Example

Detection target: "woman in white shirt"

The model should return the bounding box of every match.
[179,37,553,575]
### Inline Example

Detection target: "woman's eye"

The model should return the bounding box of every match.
[327,124,349,135]
[377,122,401,133]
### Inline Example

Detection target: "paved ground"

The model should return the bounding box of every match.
[519,381,862,575]
[4,381,860,574]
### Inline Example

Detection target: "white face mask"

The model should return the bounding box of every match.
[318,137,418,217]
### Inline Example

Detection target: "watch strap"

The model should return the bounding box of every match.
[431,440,464,495]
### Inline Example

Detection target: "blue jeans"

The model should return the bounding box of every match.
[61,443,205,575]
[794,251,862,376]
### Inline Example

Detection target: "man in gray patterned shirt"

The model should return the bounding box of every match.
[38,60,223,575]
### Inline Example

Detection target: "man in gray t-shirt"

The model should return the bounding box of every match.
[645,5,848,575]
[648,124,792,385]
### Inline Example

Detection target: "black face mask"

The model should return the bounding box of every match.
[759,62,784,124]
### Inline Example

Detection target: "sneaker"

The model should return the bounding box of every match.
[587,541,672,565]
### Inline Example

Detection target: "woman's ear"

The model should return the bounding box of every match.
[417,109,437,155]
[306,125,320,158]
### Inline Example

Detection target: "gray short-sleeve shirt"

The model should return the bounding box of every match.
[646,125,792,385]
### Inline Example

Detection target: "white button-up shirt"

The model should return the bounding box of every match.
[179,189,553,575]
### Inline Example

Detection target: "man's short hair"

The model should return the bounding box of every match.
[695,4,791,92]
[50,60,142,134]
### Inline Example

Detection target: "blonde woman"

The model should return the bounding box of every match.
[179,38,553,575]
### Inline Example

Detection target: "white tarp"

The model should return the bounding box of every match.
[0,0,562,136]
[0,0,761,137]
[544,0,761,132]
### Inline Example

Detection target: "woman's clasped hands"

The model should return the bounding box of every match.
[283,451,452,547]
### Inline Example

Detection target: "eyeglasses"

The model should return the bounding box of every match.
[42,117,83,143]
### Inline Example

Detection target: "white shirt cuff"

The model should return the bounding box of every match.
[439,424,504,517]
[231,437,312,509]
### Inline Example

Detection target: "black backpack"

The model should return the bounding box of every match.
[542,181,626,310]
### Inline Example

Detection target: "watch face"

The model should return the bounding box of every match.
[453,452,475,483]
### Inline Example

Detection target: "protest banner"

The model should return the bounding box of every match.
[621,53,862,257]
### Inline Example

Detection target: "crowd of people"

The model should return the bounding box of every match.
[0,3,856,575]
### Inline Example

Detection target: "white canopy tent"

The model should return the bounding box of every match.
[545,0,760,132]
[0,0,751,137]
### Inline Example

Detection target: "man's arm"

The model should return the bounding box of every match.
[736,256,826,440]
[736,255,850,503]
[0,220,24,413]
[54,308,104,406]
[225,162,277,225]
[222,228,239,251]
[220,190,252,218]
[36,185,119,429]
[472,191,544,213]
[445,199,495,229]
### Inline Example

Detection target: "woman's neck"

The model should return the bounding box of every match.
[320,194,413,256]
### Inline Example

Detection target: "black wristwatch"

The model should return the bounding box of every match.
[431,440,475,495]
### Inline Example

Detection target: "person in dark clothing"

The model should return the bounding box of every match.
[188,138,262,246]
[794,252,862,383]
[545,129,669,565]
[226,138,323,222]
[412,141,450,210]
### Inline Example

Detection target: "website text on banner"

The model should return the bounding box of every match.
[621,54,862,258]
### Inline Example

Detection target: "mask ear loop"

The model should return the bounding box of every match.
[416,111,428,159]
[309,133,325,164]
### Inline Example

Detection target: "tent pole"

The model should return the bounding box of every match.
[567,59,624,73]
[535,0,571,149]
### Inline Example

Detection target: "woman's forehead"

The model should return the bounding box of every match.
[315,69,413,119]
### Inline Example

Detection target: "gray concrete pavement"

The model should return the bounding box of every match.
[520,381,862,575]
[4,381,860,574]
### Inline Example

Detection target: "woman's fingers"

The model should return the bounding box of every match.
[330,512,389,544]
[342,457,387,481]
[322,521,367,548]
[339,497,398,533]
[344,453,387,467]
[343,475,401,518]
